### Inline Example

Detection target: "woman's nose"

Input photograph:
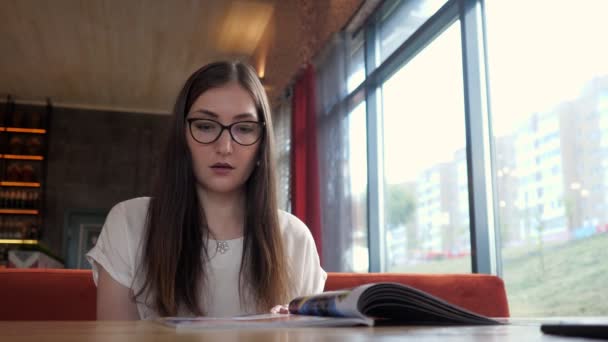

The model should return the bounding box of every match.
[215,129,233,154]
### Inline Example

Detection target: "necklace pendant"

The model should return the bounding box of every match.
[216,241,230,254]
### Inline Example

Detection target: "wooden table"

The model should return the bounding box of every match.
[0,319,605,341]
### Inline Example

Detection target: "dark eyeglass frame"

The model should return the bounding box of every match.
[186,118,265,146]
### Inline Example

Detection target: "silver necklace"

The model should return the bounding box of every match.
[216,240,230,254]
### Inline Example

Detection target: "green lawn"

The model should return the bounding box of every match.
[502,233,608,316]
[391,233,608,316]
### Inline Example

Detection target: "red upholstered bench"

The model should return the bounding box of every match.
[324,272,509,318]
[0,269,509,320]
[0,269,96,320]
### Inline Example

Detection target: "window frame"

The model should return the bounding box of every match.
[343,0,498,274]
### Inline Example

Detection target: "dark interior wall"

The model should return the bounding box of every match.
[42,105,171,257]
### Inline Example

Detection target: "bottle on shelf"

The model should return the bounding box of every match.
[6,162,21,182]
[0,217,5,238]
[26,190,33,209]
[10,190,16,208]
[25,136,43,155]
[21,164,36,182]
[27,217,40,239]
[34,190,41,209]
[8,190,14,208]
[9,135,24,154]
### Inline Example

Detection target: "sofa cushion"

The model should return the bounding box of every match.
[0,269,96,320]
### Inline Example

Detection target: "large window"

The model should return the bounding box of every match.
[486,0,608,316]
[382,21,469,272]
[313,0,608,316]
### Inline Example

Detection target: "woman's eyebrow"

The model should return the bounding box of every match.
[190,109,218,118]
[190,109,257,120]
[233,112,257,120]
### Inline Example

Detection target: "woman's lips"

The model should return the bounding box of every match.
[211,162,234,168]
[210,163,234,175]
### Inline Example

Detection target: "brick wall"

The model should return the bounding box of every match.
[42,105,170,256]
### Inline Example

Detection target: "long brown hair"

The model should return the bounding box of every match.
[136,61,289,316]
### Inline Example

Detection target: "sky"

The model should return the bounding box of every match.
[382,21,464,185]
[486,0,608,136]
[348,0,608,190]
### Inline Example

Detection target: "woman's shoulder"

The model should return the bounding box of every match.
[112,196,151,213]
[277,210,314,241]
[110,196,150,217]
[104,197,151,235]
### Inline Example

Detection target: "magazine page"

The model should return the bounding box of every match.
[158,313,370,329]
[357,283,500,325]
[333,284,375,319]
[288,284,375,323]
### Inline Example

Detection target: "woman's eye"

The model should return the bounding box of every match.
[196,123,215,131]
[237,126,254,133]
[235,124,256,133]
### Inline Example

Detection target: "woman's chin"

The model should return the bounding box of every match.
[200,180,245,195]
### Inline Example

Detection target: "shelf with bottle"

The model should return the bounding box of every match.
[0,187,41,207]
[0,96,51,265]
[1,133,45,156]
[0,216,41,240]
[2,160,42,184]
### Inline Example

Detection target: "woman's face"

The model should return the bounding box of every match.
[186,82,262,196]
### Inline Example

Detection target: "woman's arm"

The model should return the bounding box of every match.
[96,262,140,320]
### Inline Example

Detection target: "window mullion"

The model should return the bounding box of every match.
[365,14,385,272]
[460,0,498,274]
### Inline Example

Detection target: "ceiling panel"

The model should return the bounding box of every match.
[0,0,276,114]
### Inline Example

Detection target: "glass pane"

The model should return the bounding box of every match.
[347,97,369,272]
[317,91,368,272]
[487,0,608,316]
[347,31,365,93]
[273,100,292,211]
[381,22,469,272]
[378,0,447,65]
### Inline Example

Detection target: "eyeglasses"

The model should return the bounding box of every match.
[187,118,265,146]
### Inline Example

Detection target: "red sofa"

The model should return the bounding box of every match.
[0,269,509,320]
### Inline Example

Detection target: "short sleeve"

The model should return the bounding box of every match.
[297,233,327,296]
[282,212,327,298]
[86,202,133,288]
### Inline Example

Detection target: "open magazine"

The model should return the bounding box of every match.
[288,282,500,326]
[158,282,500,329]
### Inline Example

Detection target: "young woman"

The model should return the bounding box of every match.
[87,61,326,320]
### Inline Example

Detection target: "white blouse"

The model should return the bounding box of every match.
[86,197,327,319]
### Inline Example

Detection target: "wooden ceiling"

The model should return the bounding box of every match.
[0,0,278,114]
